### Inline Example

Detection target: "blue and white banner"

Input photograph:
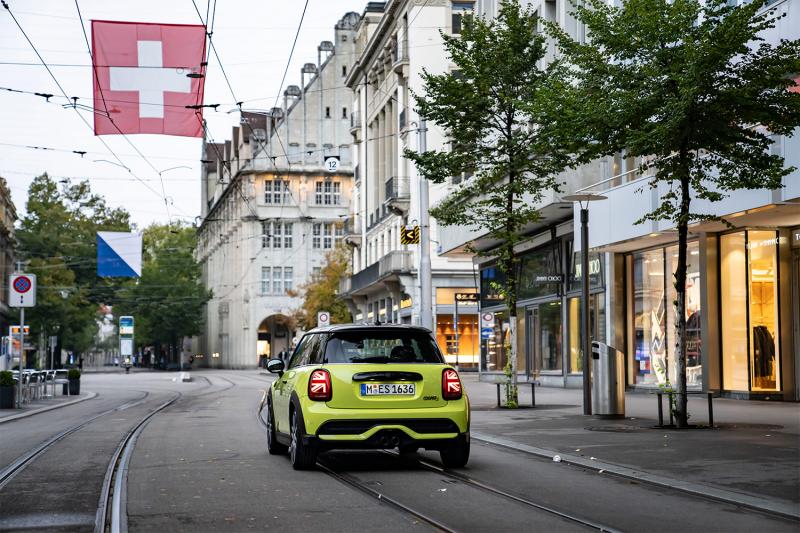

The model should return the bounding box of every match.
[97,231,142,277]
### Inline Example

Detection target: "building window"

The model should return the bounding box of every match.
[630,242,701,388]
[312,222,343,249]
[284,267,293,292]
[342,107,348,119]
[342,65,347,77]
[262,221,293,248]
[264,179,290,204]
[315,181,341,205]
[312,266,322,278]
[325,106,331,119]
[261,267,272,294]
[452,1,474,34]
[721,230,781,392]
[262,266,292,294]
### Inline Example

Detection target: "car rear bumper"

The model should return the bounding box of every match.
[302,398,469,446]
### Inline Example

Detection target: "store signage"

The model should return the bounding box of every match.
[400,297,413,309]
[747,236,784,249]
[574,258,601,278]
[792,228,800,248]
[534,274,564,283]
[454,292,478,303]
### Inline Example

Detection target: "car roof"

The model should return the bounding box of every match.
[304,323,433,335]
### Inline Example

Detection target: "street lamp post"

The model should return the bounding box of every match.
[562,193,607,416]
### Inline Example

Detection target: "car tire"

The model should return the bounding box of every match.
[266,400,288,455]
[289,409,317,470]
[439,434,470,468]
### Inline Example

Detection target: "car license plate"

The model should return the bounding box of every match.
[360,383,416,396]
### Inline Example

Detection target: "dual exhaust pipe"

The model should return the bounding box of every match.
[377,434,401,448]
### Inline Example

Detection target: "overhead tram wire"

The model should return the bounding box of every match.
[0,1,175,221]
[73,0,172,223]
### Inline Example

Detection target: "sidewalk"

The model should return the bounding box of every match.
[461,374,800,517]
[0,391,97,423]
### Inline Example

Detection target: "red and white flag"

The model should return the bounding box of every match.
[92,20,206,137]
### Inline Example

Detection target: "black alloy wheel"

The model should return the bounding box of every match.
[266,400,288,455]
[290,410,317,470]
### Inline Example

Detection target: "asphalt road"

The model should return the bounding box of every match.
[0,370,797,532]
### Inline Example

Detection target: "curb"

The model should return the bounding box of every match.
[0,392,98,424]
[472,432,800,521]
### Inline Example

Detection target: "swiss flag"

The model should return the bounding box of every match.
[92,20,207,137]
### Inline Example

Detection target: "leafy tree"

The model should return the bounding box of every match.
[114,223,211,363]
[549,0,800,425]
[405,0,572,404]
[16,174,132,362]
[293,244,352,329]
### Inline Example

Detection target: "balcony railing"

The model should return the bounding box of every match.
[349,111,361,134]
[385,176,411,202]
[392,39,409,73]
[379,250,412,277]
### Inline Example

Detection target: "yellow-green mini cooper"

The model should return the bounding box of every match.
[264,324,470,470]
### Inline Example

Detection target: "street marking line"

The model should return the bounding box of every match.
[472,432,800,522]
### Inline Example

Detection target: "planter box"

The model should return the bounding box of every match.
[0,386,14,408]
[68,378,80,396]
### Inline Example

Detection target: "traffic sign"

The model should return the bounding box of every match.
[317,311,331,327]
[400,225,420,245]
[324,156,340,173]
[481,327,493,340]
[9,274,36,307]
[481,312,494,328]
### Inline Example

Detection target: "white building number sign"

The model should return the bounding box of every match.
[324,156,339,173]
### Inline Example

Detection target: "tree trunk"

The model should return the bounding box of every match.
[504,174,519,407]
[675,172,691,427]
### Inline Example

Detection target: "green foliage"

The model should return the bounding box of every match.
[293,244,352,329]
[16,174,133,354]
[548,0,800,221]
[67,368,81,379]
[549,0,800,426]
[406,0,571,314]
[113,223,211,349]
[0,371,13,387]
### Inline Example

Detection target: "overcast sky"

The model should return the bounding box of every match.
[1,0,366,229]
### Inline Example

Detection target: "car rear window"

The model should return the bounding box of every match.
[323,330,443,364]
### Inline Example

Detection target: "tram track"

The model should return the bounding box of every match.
[0,391,150,491]
[382,449,620,533]
[254,407,612,532]
[95,393,182,533]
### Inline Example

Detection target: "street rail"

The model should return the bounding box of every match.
[383,450,621,533]
[0,391,150,491]
[96,393,182,533]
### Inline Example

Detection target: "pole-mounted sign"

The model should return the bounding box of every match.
[317,311,331,327]
[10,274,36,307]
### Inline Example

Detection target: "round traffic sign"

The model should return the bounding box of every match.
[13,276,32,293]
[481,312,493,324]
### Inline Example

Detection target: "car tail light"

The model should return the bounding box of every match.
[442,368,462,401]
[308,369,332,401]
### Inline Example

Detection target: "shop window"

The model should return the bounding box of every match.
[485,312,509,372]
[567,294,605,374]
[518,245,561,300]
[722,231,782,391]
[632,249,667,386]
[533,301,562,372]
[436,314,479,368]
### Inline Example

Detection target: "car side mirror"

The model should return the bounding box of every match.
[267,358,285,376]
